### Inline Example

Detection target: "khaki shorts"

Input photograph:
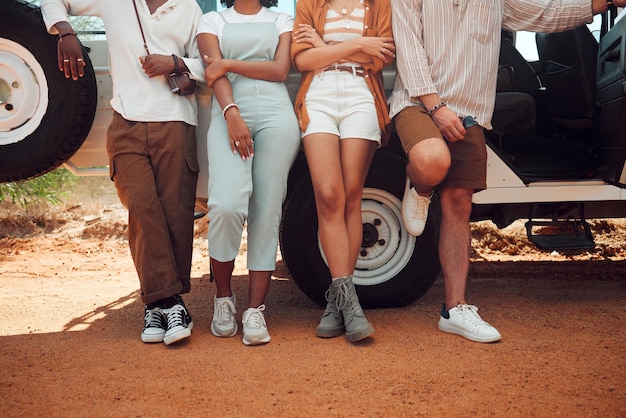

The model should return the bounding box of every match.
[394,106,488,191]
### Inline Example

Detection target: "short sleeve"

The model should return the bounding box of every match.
[197,11,220,36]
[276,12,294,34]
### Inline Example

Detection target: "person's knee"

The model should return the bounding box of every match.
[209,200,245,224]
[316,187,346,218]
[407,138,450,185]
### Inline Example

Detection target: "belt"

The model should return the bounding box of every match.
[324,65,365,77]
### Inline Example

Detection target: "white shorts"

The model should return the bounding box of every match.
[302,70,381,144]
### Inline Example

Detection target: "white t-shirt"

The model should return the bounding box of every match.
[197,7,294,42]
[41,0,204,125]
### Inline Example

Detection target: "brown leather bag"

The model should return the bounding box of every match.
[166,54,196,95]
[133,0,196,96]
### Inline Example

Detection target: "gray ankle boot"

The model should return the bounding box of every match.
[316,283,345,338]
[333,276,374,342]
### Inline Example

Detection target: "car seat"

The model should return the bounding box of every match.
[535,26,598,131]
[491,32,539,149]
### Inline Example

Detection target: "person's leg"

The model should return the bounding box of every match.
[107,114,193,345]
[211,259,235,298]
[439,187,473,309]
[436,126,501,343]
[150,121,198,295]
[406,138,450,194]
[303,134,354,338]
[339,137,377,270]
[245,106,301,290]
[206,108,251,281]
[107,115,184,304]
[206,104,251,338]
[319,138,377,343]
[395,107,450,195]
[302,133,353,278]
[438,126,487,304]
[240,270,272,346]
[240,92,301,345]
[210,258,238,338]
[394,107,450,236]
[148,121,197,345]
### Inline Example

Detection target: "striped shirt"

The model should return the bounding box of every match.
[324,1,365,66]
[324,1,365,42]
[388,0,594,129]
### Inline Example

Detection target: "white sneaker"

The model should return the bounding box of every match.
[438,304,501,343]
[211,294,237,337]
[401,177,432,237]
[242,305,271,346]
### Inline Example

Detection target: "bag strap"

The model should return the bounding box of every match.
[132,0,151,55]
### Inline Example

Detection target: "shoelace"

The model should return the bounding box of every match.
[215,298,236,324]
[165,305,187,329]
[144,308,163,328]
[334,282,363,316]
[457,304,486,327]
[243,305,266,329]
[408,189,432,221]
[323,288,339,313]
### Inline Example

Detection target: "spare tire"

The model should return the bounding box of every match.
[280,150,441,309]
[0,0,97,183]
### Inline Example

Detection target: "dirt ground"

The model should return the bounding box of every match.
[0,177,625,417]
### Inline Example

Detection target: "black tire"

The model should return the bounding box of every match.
[280,149,441,309]
[0,0,97,183]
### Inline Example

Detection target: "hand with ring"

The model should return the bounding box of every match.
[359,37,395,62]
[227,116,254,160]
[57,35,86,80]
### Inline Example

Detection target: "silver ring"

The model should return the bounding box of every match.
[382,48,386,54]
[77,58,83,62]
[63,59,69,63]
[234,141,240,147]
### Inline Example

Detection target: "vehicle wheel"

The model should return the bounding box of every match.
[280,150,441,308]
[0,0,97,183]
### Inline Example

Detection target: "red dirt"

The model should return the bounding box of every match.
[0,177,624,416]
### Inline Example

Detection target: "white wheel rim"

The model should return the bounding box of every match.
[0,38,49,146]
[319,187,416,286]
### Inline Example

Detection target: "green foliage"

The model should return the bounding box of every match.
[24,0,105,39]
[0,169,78,207]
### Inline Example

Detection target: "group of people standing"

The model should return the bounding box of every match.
[41,0,621,347]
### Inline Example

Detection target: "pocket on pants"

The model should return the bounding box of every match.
[185,152,200,174]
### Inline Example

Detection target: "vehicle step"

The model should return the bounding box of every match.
[525,219,595,251]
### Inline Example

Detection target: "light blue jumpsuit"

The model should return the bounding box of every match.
[206,15,301,271]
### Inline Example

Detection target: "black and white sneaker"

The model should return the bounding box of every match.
[162,295,193,345]
[141,306,167,343]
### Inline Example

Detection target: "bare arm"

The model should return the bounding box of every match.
[200,32,293,86]
[197,32,252,160]
[293,33,394,71]
[292,24,393,67]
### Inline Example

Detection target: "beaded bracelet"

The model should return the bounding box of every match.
[57,32,77,42]
[427,101,446,116]
[222,103,239,119]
